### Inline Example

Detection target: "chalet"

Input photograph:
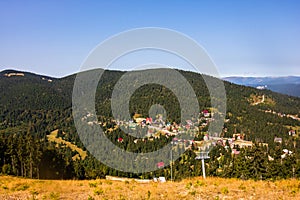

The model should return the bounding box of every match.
[233,139,253,148]
[172,137,179,145]
[288,130,296,136]
[268,155,274,161]
[202,110,210,117]
[156,162,164,168]
[233,133,244,140]
[146,117,153,124]
[87,121,94,126]
[135,118,146,124]
[281,149,292,159]
[232,149,240,155]
[274,137,282,143]
[203,134,209,141]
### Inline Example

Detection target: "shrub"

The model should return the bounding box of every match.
[2,185,8,190]
[147,190,151,199]
[195,180,206,187]
[186,182,193,189]
[16,184,30,191]
[89,182,97,188]
[189,190,196,196]
[238,183,246,191]
[49,192,60,200]
[94,188,104,195]
[221,187,229,195]
[30,190,39,200]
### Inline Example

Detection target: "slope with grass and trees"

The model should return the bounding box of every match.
[1,68,300,181]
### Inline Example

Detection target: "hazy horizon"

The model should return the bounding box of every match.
[1,67,300,79]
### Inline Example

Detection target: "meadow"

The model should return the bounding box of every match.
[1,176,300,200]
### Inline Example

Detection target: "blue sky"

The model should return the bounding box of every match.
[0,0,299,77]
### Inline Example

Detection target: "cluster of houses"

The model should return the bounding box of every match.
[194,133,261,155]
[115,110,213,142]
[82,109,297,159]
[115,110,268,156]
[265,109,300,122]
[273,129,298,144]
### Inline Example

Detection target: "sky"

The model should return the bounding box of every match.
[0,0,299,77]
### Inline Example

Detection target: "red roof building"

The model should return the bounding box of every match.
[156,162,164,168]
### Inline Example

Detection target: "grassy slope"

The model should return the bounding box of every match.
[0,176,300,200]
[47,130,87,160]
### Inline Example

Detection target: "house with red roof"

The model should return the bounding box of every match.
[202,110,210,117]
[156,162,164,168]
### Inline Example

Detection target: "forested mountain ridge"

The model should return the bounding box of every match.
[1,68,300,180]
[1,69,300,114]
[223,76,300,97]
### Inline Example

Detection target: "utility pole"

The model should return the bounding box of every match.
[170,141,173,181]
[195,152,210,179]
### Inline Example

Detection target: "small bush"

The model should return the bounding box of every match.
[290,187,299,195]
[30,190,39,200]
[195,180,206,187]
[221,187,229,195]
[49,192,60,200]
[2,185,8,190]
[186,182,193,189]
[16,184,30,191]
[94,188,104,195]
[89,182,97,188]
[87,195,95,200]
[107,181,112,185]
[189,190,196,196]
[238,183,246,191]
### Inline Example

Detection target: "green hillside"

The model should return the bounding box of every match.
[1,68,300,180]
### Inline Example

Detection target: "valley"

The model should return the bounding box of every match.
[1,69,300,182]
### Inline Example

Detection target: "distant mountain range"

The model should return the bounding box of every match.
[223,76,300,97]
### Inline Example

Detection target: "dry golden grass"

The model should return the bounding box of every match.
[0,175,300,200]
[47,130,87,160]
